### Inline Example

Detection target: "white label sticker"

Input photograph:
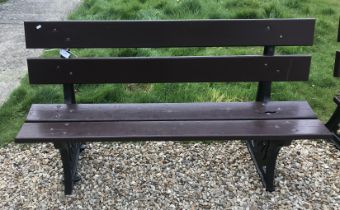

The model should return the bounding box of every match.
[60,49,71,58]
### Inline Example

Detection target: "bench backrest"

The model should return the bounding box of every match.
[24,19,315,102]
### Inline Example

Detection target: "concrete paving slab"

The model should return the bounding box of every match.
[0,0,80,105]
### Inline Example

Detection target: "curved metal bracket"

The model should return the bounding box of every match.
[246,139,292,192]
[54,142,82,195]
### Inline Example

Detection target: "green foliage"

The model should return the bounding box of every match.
[320,8,336,16]
[233,9,264,19]
[1,0,340,146]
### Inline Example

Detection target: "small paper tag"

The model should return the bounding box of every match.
[60,49,71,59]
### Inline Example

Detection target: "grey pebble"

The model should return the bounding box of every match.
[0,140,339,209]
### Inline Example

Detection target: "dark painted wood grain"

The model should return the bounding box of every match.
[334,51,340,77]
[15,119,331,143]
[25,19,315,48]
[27,56,311,84]
[27,101,316,122]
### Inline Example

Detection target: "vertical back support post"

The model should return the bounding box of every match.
[54,49,81,195]
[63,84,76,104]
[251,45,293,191]
[256,46,275,102]
[61,49,76,104]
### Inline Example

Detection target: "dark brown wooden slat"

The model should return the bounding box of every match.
[24,19,315,48]
[338,18,340,42]
[335,51,340,77]
[27,56,311,84]
[27,101,316,122]
[15,119,332,143]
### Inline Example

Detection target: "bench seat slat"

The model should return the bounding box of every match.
[27,101,316,122]
[27,56,311,84]
[15,119,331,143]
[24,19,315,48]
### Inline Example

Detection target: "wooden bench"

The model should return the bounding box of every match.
[15,19,340,195]
[326,19,340,149]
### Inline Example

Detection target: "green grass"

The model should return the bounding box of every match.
[0,0,8,3]
[0,0,340,146]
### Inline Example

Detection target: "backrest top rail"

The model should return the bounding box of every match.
[25,19,315,49]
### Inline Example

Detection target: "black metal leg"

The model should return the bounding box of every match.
[326,104,340,150]
[246,140,292,192]
[54,143,82,195]
[331,134,340,150]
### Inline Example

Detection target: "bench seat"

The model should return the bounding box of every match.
[16,101,332,143]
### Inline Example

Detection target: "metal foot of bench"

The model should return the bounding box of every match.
[79,144,86,153]
[54,143,82,195]
[246,140,292,192]
[331,134,340,150]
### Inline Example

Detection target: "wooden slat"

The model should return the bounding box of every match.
[27,56,311,84]
[15,119,332,143]
[24,19,315,48]
[26,101,316,122]
[335,51,340,77]
[338,18,340,42]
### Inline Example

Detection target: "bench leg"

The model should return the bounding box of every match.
[79,143,86,153]
[54,143,82,195]
[246,140,292,192]
[326,104,340,150]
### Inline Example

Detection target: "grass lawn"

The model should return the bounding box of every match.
[0,0,339,146]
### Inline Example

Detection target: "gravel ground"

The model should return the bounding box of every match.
[1,1,339,209]
[0,140,339,209]
[0,0,80,105]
